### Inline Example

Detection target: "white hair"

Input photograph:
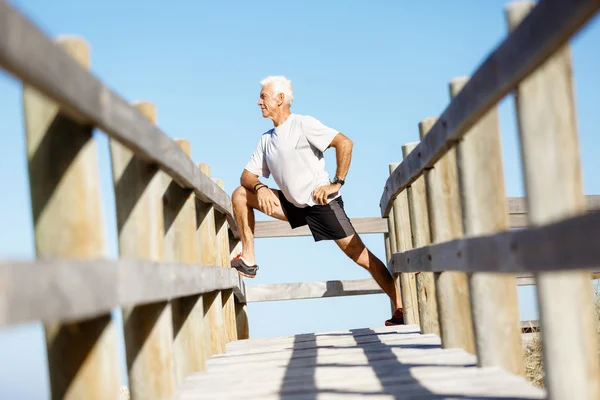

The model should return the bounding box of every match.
[260,75,294,106]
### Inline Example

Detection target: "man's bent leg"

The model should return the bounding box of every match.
[334,234,402,310]
[231,186,287,265]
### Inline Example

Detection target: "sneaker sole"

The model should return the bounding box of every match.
[235,269,256,279]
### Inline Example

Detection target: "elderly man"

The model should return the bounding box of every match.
[230,76,404,325]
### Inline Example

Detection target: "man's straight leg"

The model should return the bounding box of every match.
[334,234,403,310]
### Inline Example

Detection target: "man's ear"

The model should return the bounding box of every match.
[277,93,285,106]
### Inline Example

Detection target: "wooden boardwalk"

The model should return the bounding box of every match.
[176,325,545,399]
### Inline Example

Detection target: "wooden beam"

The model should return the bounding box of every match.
[379,0,600,216]
[245,279,383,303]
[391,211,600,274]
[252,195,600,238]
[0,260,245,328]
[0,2,238,238]
[244,273,596,304]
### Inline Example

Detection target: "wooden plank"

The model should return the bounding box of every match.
[392,158,420,326]
[254,217,388,238]
[450,76,524,376]
[245,278,384,303]
[0,260,244,327]
[506,3,600,399]
[165,139,208,383]
[110,101,176,399]
[391,211,600,274]
[214,178,238,344]
[379,0,600,216]
[0,2,238,238]
[252,195,600,238]
[22,37,120,400]
[404,139,439,336]
[244,273,562,304]
[419,117,476,355]
[177,325,544,400]
[195,165,226,357]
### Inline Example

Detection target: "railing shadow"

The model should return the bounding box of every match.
[277,328,539,399]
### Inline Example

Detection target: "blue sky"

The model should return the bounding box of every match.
[1,0,599,398]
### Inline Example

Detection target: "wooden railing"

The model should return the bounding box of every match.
[378,1,600,399]
[0,2,247,399]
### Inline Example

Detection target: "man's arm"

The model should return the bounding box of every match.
[241,169,262,192]
[328,132,354,181]
[313,132,354,205]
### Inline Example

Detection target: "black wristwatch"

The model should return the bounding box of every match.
[332,176,345,186]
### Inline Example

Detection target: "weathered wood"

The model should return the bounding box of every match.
[507,3,600,399]
[251,195,600,238]
[419,117,475,355]
[234,302,250,340]
[451,76,524,375]
[195,164,225,357]
[0,260,244,327]
[237,273,599,305]
[403,141,439,336]
[22,36,120,400]
[0,2,238,237]
[389,163,418,324]
[165,139,208,382]
[110,101,175,400]
[178,325,545,400]
[378,0,600,216]
[214,178,238,344]
[254,217,388,237]
[392,211,600,274]
[384,193,402,314]
[245,278,385,303]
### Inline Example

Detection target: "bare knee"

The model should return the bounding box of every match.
[232,186,248,209]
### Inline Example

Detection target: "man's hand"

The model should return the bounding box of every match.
[313,183,342,205]
[257,187,280,216]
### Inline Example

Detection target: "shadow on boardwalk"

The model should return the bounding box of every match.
[278,327,538,400]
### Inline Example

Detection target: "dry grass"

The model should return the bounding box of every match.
[524,282,600,388]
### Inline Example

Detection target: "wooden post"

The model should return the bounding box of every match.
[235,302,250,340]
[384,189,402,315]
[214,178,238,343]
[196,164,226,356]
[450,77,524,375]
[390,162,419,325]
[164,139,208,383]
[229,238,249,340]
[402,142,439,336]
[23,36,120,400]
[109,102,176,399]
[419,117,475,354]
[506,2,600,398]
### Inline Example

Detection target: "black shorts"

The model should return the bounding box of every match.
[276,190,356,242]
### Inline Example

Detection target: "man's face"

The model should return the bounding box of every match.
[258,84,282,118]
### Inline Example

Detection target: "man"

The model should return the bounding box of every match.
[230,75,404,326]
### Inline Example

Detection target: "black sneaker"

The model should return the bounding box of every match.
[231,255,258,278]
[385,308,404,326]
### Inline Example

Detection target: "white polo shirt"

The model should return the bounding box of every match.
[244,113,340,208]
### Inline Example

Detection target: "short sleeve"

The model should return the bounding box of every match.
[244,135,270,178]
[300,115,339,152]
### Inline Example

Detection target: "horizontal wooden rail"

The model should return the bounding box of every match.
[254,195,600,238]
[0,2,238,238]
[245,278,382,302]
[391,211,600,274]
[379,0,600,216]
[254,217,388,238]
[244,273,590,303]
[0,260,246,327]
